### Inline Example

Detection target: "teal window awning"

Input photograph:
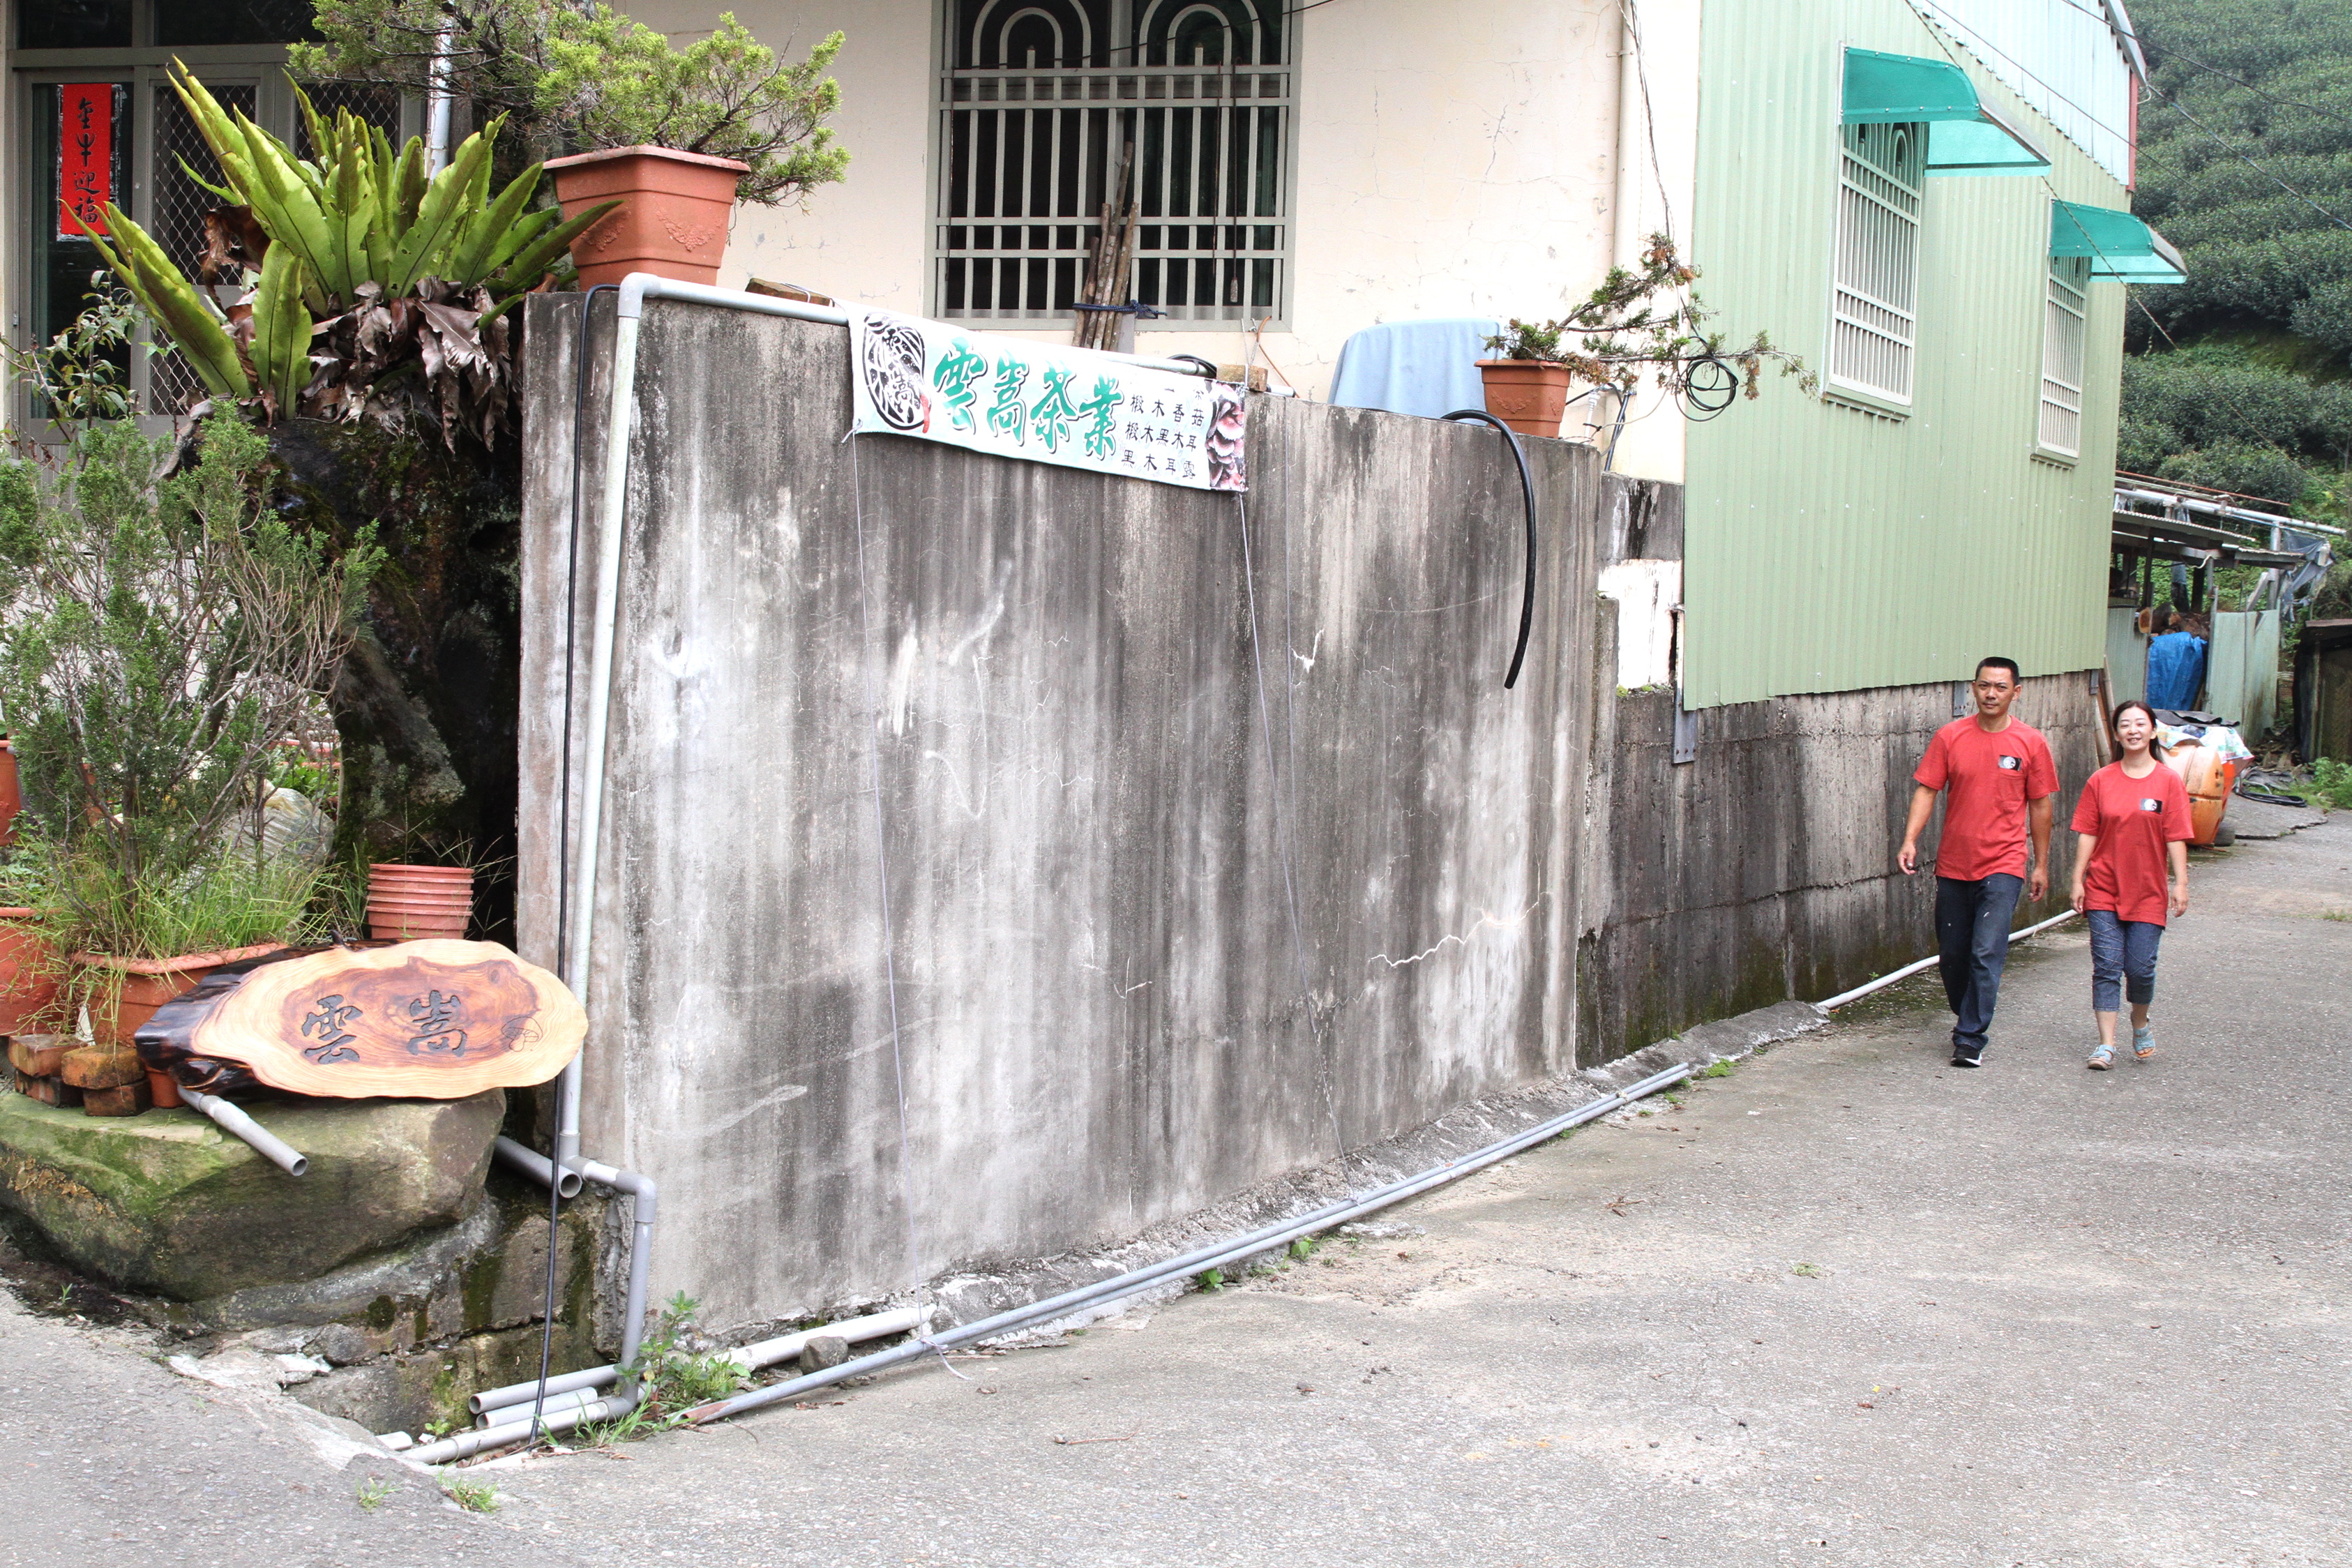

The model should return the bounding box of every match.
[2050,200,2189,284]
[1842,48,2051,176]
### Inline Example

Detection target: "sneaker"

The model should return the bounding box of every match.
[2132,1025,2155,1062]
[2087,1043,2114,1071]
[1950,1043,1984,1069]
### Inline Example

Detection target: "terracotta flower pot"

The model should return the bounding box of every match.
[365,864,474,942]
[0,737,22,846]
[1476,360,1579,439]
[543,144,750,289]
[0,907,62,1036]
[71,944,287,1050]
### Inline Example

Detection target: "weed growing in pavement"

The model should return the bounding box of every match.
[1791,1262,1824,1279]
[1290,1237,1318,1261]
[1196,1267,1226,1292]
[442,1477,499,1513]
[356,1476,395,1512]
[1703,1060,1734,1078]
[2322,910,2351,922]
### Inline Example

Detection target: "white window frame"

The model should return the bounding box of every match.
[2037,252,2089,457]
[1827,121,1924,405]
[10,3,418,427]
[930,0,1295,329]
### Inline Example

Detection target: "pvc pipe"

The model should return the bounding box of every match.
[406,1392,636,1466]
[568,1156,656,1391]
[1816,909,2076,1011]
[475,1386,599,1427]
[467,1304,928,1417]
[492,1134,583,1198]
[679,1062,1695,1428]
[182,1089,307,1177]
[720,1306,928,1374]
[468,1361,614,1417]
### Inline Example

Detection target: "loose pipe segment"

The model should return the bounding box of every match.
[466,1304,928,1417]
[182,1088,307,1177]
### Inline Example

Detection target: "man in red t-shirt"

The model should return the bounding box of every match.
[1896,657,2059,1067]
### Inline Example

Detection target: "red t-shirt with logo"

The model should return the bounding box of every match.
[1913,716,2059,882]
[2070,761,2192,925]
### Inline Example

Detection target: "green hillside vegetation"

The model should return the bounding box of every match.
[2125,0,2352,516]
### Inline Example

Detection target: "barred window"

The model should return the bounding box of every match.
[2037,253,2089,455]
[935,1,1292,326]
[1829,121,1923,402]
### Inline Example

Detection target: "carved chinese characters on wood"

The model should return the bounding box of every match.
[147,940,584,1099]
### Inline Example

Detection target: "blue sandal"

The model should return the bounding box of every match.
[2132,1025,2155,1062]
[2087,1043,2115,1071]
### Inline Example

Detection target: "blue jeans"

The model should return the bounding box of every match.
[1936,873,2024,1052]
[2085,909,2162,1013]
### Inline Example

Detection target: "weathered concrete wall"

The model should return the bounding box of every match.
[519,296,1602,1331]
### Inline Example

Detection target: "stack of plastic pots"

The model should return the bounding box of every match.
[365,864,475,942]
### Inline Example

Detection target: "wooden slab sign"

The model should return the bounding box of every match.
[167,941,583,1099]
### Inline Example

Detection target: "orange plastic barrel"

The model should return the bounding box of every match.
[2162,742,2229,847]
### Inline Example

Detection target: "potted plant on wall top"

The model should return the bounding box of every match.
[295,3,853,289]
[1479,236,1817,439]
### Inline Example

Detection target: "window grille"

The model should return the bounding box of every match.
[1829,121,1922,402]
[148,80,258,415]
[935,0,1292,326]
[2037,253,2088,455]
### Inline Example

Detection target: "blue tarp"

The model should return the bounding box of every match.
[2146,631,2208,710]
[1328,317,1501,421]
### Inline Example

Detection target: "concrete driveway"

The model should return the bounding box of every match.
[4,819,2346,1567]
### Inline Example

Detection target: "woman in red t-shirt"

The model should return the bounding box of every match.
[2067,700,2192,1069]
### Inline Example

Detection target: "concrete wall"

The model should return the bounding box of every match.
[606,0,1698,481]
[1578,670,2104,1061]
[519,295,1603,1329]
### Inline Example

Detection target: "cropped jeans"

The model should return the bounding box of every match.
[2085,908,2162,1014]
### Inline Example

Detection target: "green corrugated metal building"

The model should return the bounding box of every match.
[1683,0,2156,708]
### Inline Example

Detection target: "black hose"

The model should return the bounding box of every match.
[1440,409,1537,689]
[1167,353,1219,379]
[528,281,617,1446]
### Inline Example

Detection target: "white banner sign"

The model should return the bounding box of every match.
[849,310,1247,492]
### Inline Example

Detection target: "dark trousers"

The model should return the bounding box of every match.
[1935,873,2024,1052]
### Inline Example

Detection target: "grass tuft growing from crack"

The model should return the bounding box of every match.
[442,1477,499,1513]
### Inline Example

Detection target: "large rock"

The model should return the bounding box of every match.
[0,1090,503,1299]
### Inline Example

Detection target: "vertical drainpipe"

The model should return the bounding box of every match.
[1605,2,1644,457]
[424,24,456,175]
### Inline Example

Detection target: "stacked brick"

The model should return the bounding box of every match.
[8,1034,151,1115]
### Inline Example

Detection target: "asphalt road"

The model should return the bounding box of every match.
[3,818,2344,1568]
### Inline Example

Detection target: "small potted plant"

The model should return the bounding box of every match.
[534,14,852,287]
[0,398,377,1101]
[1480,237,1816,440]
[1477,318,1578,439]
